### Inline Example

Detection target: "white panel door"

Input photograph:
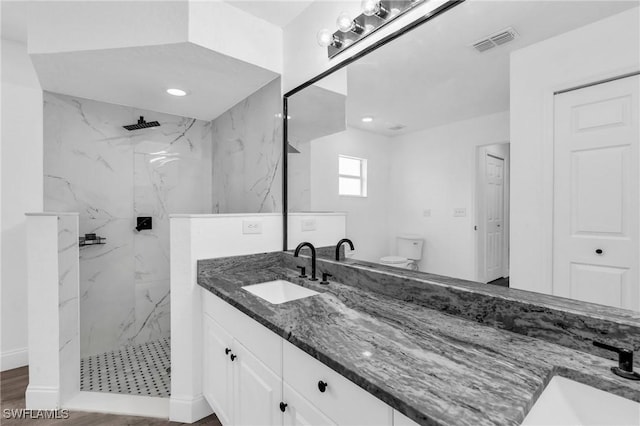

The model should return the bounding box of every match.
[553,75,639,310]
[203,314,234,426]
[233,340,283,426]
[282,383,337,426]
[485,154,505,282]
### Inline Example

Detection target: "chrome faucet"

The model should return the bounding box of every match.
[335,238,354,261]
[294,242,317,281]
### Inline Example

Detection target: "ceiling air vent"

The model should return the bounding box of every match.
[472,27,518,53]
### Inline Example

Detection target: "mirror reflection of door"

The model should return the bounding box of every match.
[476,145,510,285]
[553,75,639,310]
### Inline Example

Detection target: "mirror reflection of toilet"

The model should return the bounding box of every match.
[380,235,424,270]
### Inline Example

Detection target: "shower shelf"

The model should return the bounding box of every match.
[79,234,106,247]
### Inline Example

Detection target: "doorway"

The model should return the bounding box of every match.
[476,143,510,284]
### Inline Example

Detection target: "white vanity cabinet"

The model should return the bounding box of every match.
[282,383,337,426]
[282,340,392,426]
[203,313,283,426]
[202,314,234,425]
[201,290,398,426]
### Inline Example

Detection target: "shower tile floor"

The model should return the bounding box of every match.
[80,337,171,398]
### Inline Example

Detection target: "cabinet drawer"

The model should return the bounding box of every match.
[283,340,392,426]
[202,290,281,375]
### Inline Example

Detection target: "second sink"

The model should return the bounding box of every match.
[242,280,319,305]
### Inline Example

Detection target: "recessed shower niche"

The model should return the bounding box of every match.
[43,92,213,396]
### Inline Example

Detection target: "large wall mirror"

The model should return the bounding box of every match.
[285,0,640,312]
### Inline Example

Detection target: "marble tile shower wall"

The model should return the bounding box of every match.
[44,92,212,357]
[211,78,282,213]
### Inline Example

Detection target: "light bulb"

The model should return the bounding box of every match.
[166,88,188,97]
[317,28,333,47]
[361,0,380,16]
[336,12,354,33]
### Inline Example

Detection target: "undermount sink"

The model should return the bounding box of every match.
[521,376,640,426]
[242,280,319,305]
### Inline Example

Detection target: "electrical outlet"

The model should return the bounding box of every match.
[423,209,431,217]
[242,220,262,234]
[301,218,317,232]
[453,208,467,217]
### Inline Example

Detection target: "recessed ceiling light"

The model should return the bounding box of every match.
[166,88,188,97]
[361,116,374,123]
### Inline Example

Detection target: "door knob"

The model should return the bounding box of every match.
[279,402,288,412]
[230,353,237,361]
[318,381,328,392]
[595,249,604,255]
[225,348,231,355]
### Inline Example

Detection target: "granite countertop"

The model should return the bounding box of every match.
[197,252,640,426]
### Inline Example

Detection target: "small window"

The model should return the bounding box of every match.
[338,155,367,197]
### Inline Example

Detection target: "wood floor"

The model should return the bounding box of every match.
[1,367,222,426]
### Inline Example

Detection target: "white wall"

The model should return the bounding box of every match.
[288,212,346,250]
[28,0,282,75]
[307,127,391,263]
[188,1,282,75]
[388,112,510,280]
[282,0,451,92]
[510,7,640,295]
[25,213,80,409]
[1,38,43,371]
[169,213,282,423]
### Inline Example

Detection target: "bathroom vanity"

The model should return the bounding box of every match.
[196,251,640,426]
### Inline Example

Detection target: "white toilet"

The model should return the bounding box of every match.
[380,235,424,270]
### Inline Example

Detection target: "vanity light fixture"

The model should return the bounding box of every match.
[318,0,459,58]
[361,116,374,123]
[166,88,188,97]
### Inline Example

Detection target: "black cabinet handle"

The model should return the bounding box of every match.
[225,348,231,355]
[318,380,328,393]
[230,353,237,361]
[279,402,288,412]
[596,249,604,255]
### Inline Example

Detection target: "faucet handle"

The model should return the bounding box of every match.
[321,272,332,284]
[296,265,307,278]
[593,341,639,380]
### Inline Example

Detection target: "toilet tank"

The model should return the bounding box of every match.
[397,235,423,260]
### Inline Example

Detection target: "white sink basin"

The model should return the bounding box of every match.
[522,376,640,426]
[242,280,319,305]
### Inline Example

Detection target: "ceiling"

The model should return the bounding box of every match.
[1,1,28,43]
[31,42,279,121]
[224,0,313,28]
[291,0,638,137]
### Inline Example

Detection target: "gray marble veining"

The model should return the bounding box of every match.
[197,252,640,426]
[301,252,640,361]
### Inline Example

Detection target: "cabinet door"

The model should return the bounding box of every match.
[283,383,337,426]
[203,314,234,426]
[233,340,283,426]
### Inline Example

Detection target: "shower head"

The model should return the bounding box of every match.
[123,116,160,131]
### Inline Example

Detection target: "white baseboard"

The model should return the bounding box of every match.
[65,392,169,419]
[169,394,213,423]
[1,347,28,371]
[25,385,60,409]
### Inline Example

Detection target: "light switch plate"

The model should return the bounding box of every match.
[242,220,262,234]
[453,208,467,217]
[301,218,317,232]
